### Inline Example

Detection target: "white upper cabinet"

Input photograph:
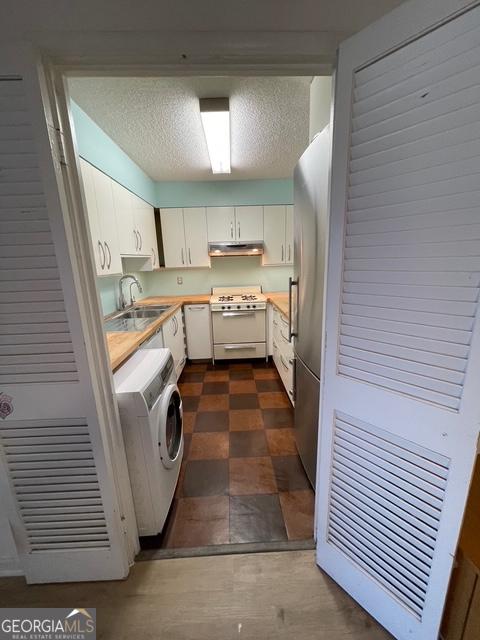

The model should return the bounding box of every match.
[234,206,263,241]
[160,208,186,268]
[80,158,103,274]
[206,207,235,242]
[160,207,210,269]
[206,206,263,242]
[80,158,122,276]
[81,158,158,273]
[111,180,136,255]
[183,208,210,267]
[133,195,159,267]
[285,205,293,265]
[263,205,294,266]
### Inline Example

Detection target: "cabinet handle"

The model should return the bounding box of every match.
[188,248,192,264]
[181,248,185,265]
[152,248,156,266]
[134,230,138,251]
[189,306,205,311]
[230,221,234,239]
[288,244,291,262]
[281,244,284,262]
[238,221,241,239]
[98,240,106,269]
[104,241,111,269]
[138,231,142,251]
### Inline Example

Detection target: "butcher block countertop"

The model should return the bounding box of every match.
[106,292,288,371]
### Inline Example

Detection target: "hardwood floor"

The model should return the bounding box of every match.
[0,551,392,640]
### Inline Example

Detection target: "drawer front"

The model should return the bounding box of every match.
[214,342,266,360]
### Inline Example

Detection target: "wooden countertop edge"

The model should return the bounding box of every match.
[106,292,289,371]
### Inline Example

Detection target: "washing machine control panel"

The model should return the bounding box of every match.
[143,354,175,410]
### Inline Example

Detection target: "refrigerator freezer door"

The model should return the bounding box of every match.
[294,357,320,487]
[293,127,331,379]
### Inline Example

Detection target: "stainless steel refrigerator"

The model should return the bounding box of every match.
[289,126,331,487]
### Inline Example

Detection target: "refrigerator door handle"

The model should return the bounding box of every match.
[288,276,298,341]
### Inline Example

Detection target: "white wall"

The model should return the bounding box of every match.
[309,76,332,142]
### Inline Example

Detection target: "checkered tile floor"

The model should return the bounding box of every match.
[140,359,314,551]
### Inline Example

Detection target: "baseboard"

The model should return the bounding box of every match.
[0,557,24,577]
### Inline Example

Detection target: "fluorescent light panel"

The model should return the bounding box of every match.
[200,98,231,174]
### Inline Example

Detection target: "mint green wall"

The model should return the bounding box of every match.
[71,102,157,205]
[142,258,292,297]
[156,179,293,207]
[98,272,148,316]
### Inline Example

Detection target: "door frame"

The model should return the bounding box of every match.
[34,53,334,575]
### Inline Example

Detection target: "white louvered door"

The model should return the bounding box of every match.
[0,75,129,582]
[316,2,480,639]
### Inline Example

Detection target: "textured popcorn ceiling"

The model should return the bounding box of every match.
[68,76,311,181]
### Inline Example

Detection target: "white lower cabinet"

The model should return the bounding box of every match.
[162,307,186,379]
[271,306,295,405]
[184,304,212,359]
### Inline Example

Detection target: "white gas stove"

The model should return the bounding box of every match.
[210,286,267,360]
[210,286,267,311]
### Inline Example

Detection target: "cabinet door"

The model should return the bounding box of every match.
[263,206,286,265]
[206,207,235,242]
[136,201,159,267]
[183,208,210,267]
[185,304,212,359]
[235,206,263,242]
[111,181,136,255]
[79,159,104,275]
[163,309,185,377]
[92,166,122,275]
[285,205,294,264]
[160,209,186,268]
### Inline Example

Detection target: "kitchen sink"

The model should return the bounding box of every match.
[104,305,171,332]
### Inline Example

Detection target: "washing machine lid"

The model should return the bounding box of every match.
[114,348,172,395]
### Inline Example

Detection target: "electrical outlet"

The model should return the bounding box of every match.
[177,276,183,285]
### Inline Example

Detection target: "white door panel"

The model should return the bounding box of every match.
[79,160,104,274]
[263,205,286,265]
[111,180,136,255]
[234,206,263,241]
[206,206,235,242]
[285,205,293,264]
[0,77,129,582]
[160,209,186,268]
[183,207,210,267]
[316,2,480,639]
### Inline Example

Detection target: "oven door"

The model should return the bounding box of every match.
[212,309,266,344]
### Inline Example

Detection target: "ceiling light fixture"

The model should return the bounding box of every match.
[199,97,231,174]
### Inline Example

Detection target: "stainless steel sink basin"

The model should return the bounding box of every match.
[104,305,171,333]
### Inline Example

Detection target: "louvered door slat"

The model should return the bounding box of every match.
[328,416,449,618]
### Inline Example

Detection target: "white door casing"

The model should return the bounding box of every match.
[316,1,480,639]
[0,54,135,582]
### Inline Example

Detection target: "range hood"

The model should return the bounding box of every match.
[208,241,264,257]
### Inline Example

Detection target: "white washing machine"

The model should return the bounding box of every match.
[114,348,184,536]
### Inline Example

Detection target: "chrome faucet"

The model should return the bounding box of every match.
[118,274,143,309]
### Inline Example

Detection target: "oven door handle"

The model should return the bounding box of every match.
[221,311,256,318]
[224,344,257,350]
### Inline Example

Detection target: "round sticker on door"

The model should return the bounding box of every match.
[0,393,13,419]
